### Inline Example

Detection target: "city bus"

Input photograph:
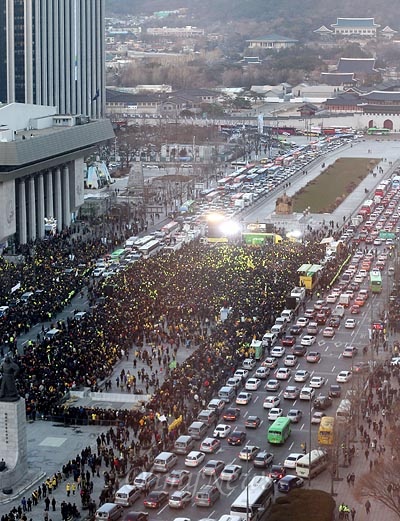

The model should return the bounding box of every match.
[367,127,390,135]
[317,416,335,446]
[370,270,382,294]
[179,200,196,214]
[110,249,125,262]
[132,235,154,252]
[230,475,274,521]
[138,239,161,259]
[295,449,328,479]
[267,417,291,444]
[161,221,180,236]
[336,399,351,424]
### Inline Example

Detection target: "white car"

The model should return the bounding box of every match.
[236,392,252,405]
[337,370,352,383]
[234,369,249,380]
[301,335,316,347]
[309,376,325,388]
[263,395,281,409]
[275,367,291,380]
[284,354,297,367]
[299,386,315,400]
[326,294,338,303]
[213,424,232,439]
[220,464,242,482]
[294,369,309,383]
[245,378,261,391]
[200,437,221,454]
[242,358,256,370]
[185,451,206,467]
[284,453,303,469]
[296,317,309,327]
[226,376,242,389]
[270,346,285,358]
[267,408,283,421]
[345,318,356,329]
[255,366,270,379]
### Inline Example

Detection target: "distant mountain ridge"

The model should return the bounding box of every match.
[106,0,400,30]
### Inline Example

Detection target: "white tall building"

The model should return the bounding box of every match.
[0,0,105,118]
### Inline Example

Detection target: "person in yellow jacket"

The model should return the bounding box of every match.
[66,482,71,497]
[71,482,77,495]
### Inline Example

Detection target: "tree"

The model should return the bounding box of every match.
[354,459,400,519]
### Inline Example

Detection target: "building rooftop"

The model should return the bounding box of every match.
[331,18,380,28]
[246,33,298,43]
[337,58,376,74]
[361,91,400,102]
[320,72,356,86]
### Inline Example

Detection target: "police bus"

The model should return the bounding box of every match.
[230,475,274,520]
[295,449,328,479]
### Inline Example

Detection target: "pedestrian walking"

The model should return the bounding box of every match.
[365,500,371,514]
[351,507,356,520]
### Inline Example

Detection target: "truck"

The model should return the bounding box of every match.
[291,287,306,302]
[338,294,350,307]
[351,215,364,227]
[332,305,345,318]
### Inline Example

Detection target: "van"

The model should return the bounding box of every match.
[152,451,177,473]
[188,421,208,440]
[114,485,141,507]
[45,328,62,340]
[197,409,217,426]
[132,472,157,490]
[218,386,235,403]
[173,435,194,455]
[194,484,221,507]
[281,309,294,322]
[262,332,278,348]
[271,324,285,335]
[95,503,123,521]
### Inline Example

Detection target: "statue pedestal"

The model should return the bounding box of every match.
[0,398,27,492]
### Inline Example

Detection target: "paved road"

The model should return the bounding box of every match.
[0,138,399,520]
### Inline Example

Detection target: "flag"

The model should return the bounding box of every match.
[91,89,100,102]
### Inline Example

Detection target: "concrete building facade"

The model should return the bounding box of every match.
[0,104,114,246]
[0,0,105,118]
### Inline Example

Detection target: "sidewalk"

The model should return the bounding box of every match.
[314,350,397,521]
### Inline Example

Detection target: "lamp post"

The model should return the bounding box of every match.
[308,394,312,488]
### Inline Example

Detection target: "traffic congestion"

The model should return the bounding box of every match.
[91,174,399,521]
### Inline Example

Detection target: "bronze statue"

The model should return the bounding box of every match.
[0,357,20,402]
[275,192,293,215]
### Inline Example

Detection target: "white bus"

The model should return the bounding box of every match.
[138,239,161,259]
[230,475,274,521]
[161,221,180,236]
[336,399,351,423]
[295,449,328,479]
[132,235,154,252]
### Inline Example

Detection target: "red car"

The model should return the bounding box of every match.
[282,335,296,347]
[350,305,360,314]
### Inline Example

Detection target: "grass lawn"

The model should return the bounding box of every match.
[292,158,380,213]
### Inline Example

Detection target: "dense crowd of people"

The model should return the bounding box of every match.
[0,222,355,521]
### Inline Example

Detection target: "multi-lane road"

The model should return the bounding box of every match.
[138,264,389,521]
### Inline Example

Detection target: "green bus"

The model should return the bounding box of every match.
[367,127,390,135]
[267,417,291,444]
[370,270,382,293]
[110,248,126,262]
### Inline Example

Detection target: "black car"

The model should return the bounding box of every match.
[329,384,342,398]
[290,325,303,335]
[227,431,247,446]
[328,317,341,328]
[143,491,169,509]
[123,513,149,521]
[245,416,261,429]
[223,408,241,421]
[292,345,307,357]
[268,465,286,482]
[313,395,332,411]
